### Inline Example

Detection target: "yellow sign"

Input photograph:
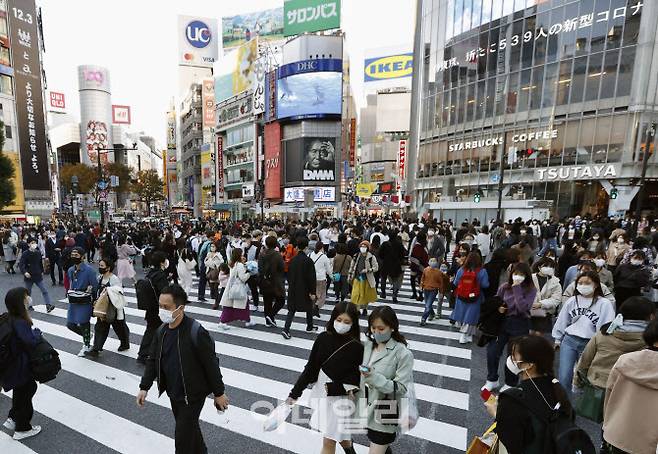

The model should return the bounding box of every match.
[356,183,377,198]
[1,152,25,213]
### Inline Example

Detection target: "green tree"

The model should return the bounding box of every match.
[59,163,97,194]
[0,120,17,212]
[131,169,165,216]
[104,161,133,197]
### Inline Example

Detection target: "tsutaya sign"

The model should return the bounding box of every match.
[535,164,621,181]
[449,129,558,152]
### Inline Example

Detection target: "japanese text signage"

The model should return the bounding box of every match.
[201,78,215,127]
[8,0,50,191]
[253,57,266,116]
[264,70,277,123]
[216,92,253,128]
[439,2,643,72]
[349,118,356,167]
[284,187,335,202]
[398,140,407,190]
[216,136,224,198]
[284,0,340,36]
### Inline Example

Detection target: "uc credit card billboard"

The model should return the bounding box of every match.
[277,58,342,120]
[178,15,219,67]
[364,52,413,82]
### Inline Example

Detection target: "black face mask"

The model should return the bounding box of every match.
[98,267,107,275]
[72,257,82,265]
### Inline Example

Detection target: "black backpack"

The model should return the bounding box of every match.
[505,385,596,454]
[0,313,14,385]
[29,337,61,384]
[135,277,158,311]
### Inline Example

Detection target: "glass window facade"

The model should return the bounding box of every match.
[417,0,645,218]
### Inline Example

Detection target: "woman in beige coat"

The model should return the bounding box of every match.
[219,248,255,329]
[603,319,658,454]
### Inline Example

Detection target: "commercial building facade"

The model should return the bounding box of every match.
[410,0,658,222]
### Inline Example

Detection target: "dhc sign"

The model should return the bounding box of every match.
[364,53,413,82]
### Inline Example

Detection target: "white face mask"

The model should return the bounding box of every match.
[594,259,606,268]
[512,274,525,285]
[631,259,643,266]
[159,307,180,324]
[29,243,37,250]
[506,356,529,376]
[163,259,170,270]
[617,238,625,244]
[360,247,368,254]
[577,284,595,296]
[539,267,554,277]
[333,320,352,335]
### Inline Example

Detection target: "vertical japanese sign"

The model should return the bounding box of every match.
[397,139,407,190]
[264,122,282,199]
[216,136,224,199]
[252,56,266,115]
[264,69,278,122]
[8,0,50,191]
[201,78,215,127]
[349,118,356,167]
[284,0,341,36]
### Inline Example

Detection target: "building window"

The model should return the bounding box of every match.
[4,124,10,139]
[0,74,11,95]
[616,46,635,97]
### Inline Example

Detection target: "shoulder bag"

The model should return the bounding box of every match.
[322,339,357,397]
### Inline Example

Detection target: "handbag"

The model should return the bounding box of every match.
[42,258,51,274]
[67,291,92,305]
[263,403,293,432]
[374,381,400,425]
[227,275,248,300]
[322,340,356,397]
[333,256,347,282]
[466,423,500,454]
[574,372,605,423]
[29,337,61,384]
[206,267,220,282]
[93,290,111,320]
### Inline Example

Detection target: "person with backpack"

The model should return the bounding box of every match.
[552,271,616,397]
[420,258,449,326]
[602,319,658,454]
[137,284,229,454]
[484,335,595,454]
[258,236,286,327]
[484,263,537,392]
[451,252,490,344]
[136,251,171,365]
[196,231,214,302]
[1,287,43,440]
[19,237,55,313]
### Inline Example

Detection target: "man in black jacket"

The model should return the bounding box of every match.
[19,237,54,312]
[258,235,285,327]
[137,284,228,454]
[45,231,63,286]
[282,236,317,339]
[136,251,170,364]
[378,231,407,303]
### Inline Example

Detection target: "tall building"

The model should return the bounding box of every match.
[410,0,656,222]
[178,82,203,216]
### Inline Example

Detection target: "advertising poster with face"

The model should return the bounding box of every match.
[303,138,336,182]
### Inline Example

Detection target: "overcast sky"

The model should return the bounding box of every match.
[39,0,415,148]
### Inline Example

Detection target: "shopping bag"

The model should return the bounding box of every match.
[93,290,111,321]
[399,382,419,433]
[574,372,605,423]
[263,403,292,432]
[467,423,498,454]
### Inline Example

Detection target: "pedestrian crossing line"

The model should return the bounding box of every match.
[0,431,38,454]
[30,320,468,451]
[1,385,174,453]
[35,307,471,403]
[115,294,470,359]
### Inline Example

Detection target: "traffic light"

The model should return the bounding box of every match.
[610,187,618,199]
[473,189,483,203]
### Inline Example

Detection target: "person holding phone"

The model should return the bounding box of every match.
[358,306,414,454]
[137,284,228,454]
[286,302,363,454]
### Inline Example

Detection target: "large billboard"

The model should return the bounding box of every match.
[277,58,342,120]
[112,105,131,124]
[201,78,215,127]
[166,110,177,150]
[285,137,336,183]
[214,38,258,104]
[222,7,284,51]
[200,144,213,187]
[364,53,413,82]
[85,120,109,164]
[284,0,341,36]
[178,15,219,67]
[264,122,282,199]
[7,0,50,191]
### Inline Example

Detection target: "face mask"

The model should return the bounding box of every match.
[631,259,643,266]
[592,236,599,240]
[29,244,37,250]
[520,230,527,235]
[373,330,392,344]
[163,259,170,270]
[333,320,352,335]
[506,356,529,376]
[617,238,625,244]
[577,284,595,296]
[98,267,107,275]
[25,296,32,308]
[360,247,368,254]
[593,259,606,268]
[539,267,554,276]
[428,230,435,236]
[159,307,180,324]
[512,274,525,285]
[210,247,217,252]
[72,256,82,265]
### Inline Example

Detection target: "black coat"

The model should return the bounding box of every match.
[258,248,285,296]
[614,263,651,289]
[45,238,60,262]
[19,249,44,282]
[287,251,317,311]
[379,237,406,278]
[139,316,225,402]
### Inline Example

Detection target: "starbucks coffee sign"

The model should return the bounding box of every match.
[535,163,621,181]
[449,129,558,152]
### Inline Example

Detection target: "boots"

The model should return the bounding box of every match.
[342,445,357,454]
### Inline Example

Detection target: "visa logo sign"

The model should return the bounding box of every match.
[364,53,413,82]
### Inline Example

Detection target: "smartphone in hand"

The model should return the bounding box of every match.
[359,365,371,373]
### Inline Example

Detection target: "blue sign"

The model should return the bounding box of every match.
[0,64,13,76]
[97,181,108,190]
[278,58,343,78]
[186,20,212,48]
[490,173,500,184]
[364,53,413,82]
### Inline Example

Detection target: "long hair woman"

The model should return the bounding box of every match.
[287,302,364,454]
[219,247,255,329]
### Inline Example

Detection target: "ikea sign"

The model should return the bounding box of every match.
[364,53,413,82]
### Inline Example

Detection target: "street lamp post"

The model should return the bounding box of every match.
[495,134,508,222]
[635,122,656,228]
[95,143,138,230]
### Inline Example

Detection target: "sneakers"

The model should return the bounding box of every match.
[250,304,258,312]
[117,344,130,352]
[458,333,473,344]
[282,330,292,340]
[219,323,231,331]
[46,304,55,313]
[420,319,427,326]
[244,321,257,327]
[499,384,512,393]
[483,380,499,392]
[428,311,436,321]
[265,316,277,327]
[3,418,15,431]
[13,425,41,440]
[86,349,100,358]
[306,326,319,332]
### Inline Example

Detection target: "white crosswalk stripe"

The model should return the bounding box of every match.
[3,271,471,453]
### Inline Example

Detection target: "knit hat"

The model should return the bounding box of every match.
[359,240,370,249]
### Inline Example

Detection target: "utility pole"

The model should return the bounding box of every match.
[635,122,656,228]
[96,143,138,230]
[496,134,508,222]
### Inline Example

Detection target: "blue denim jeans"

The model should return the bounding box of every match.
[422,290,438,321]
[486,316,530,384]
[538,238,557,256]
[25,278,52,307]
[558,333,589,397]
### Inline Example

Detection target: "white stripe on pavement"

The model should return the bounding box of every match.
[0,431,39,454]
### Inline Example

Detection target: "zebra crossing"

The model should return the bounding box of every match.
[1,271,474,454]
